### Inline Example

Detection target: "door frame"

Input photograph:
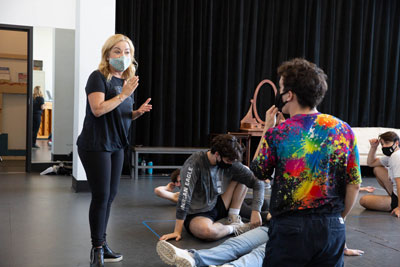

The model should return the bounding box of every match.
[0,24,33,172]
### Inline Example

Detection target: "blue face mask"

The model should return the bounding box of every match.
[109,55,131,72]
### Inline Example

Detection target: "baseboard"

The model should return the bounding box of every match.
[31,162,54,172]
[52,154,72,161]
[72,176,89,192]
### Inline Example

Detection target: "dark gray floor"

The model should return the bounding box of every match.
[31,139,52,163]
[0,173,399,267]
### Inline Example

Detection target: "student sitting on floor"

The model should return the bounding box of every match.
[154,169,270,224]
[359,131,400,217]
[160,134,265,242]
[154,169,181,203]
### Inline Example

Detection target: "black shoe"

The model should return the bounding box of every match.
[90,247,104,267]
[103,242,123,262]
[32,144,40,148]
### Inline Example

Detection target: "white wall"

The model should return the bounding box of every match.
[33,27,54,100]
[73,0,116,181]
[0,0,75,29]
[53,28,74,156]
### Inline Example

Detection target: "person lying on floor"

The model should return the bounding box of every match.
[159,134,265,242]
[157,222,363,267]
[154,169,181,203]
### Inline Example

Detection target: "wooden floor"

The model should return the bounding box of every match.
[0,171,399,267]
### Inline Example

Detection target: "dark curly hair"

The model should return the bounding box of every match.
[277,58,328,109]
[170,169,180,183]
[210,134,243,162]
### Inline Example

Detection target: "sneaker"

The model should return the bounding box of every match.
[103,242,123,262]
[32,144,40,148]
[217,214,244,225]
[233,223,252,236]
[156,240,195,267]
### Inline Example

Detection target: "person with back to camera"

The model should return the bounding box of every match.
[76,34,152,267]
[251,58,361,266]
[359,131,400,218]
[32,86,45,148]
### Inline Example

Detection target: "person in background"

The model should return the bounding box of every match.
[359,131,400,218]
[76,34,152,267]
[32,86,45,148]
[154,169,181,203]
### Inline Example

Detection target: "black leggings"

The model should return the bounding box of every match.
[32,114,42,145]
[78,148,124,247]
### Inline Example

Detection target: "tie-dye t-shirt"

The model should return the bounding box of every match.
[250,113,362,217]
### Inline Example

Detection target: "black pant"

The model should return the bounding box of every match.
[263,213,345,267]
[32,113,42,145]
[78,148,124,247]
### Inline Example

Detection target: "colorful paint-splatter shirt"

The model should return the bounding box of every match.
[250,113,362,217]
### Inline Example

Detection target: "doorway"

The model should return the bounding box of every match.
[0,24,32,173]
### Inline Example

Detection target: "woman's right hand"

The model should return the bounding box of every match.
[121,76,139,98]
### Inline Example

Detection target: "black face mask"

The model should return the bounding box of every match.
[216,154,232,169]
[274,91,289,112]
[382,143,397,157]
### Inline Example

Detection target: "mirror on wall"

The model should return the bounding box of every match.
[31,27,55,163]
[31,27,75,166]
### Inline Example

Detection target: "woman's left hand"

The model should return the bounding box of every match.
[137,98,152,115]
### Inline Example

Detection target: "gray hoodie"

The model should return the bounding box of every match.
[176,151,265,220]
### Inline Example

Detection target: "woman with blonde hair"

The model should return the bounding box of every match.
[77,34,152,267]
[32,86,45,148]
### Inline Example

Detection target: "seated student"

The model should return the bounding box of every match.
[154,169,181,203]
[160,134,265,242]
[359,131,400,217]
[154,169,270,224]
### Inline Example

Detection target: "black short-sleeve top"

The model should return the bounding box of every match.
[77,70,134,152]
[33,96,45,115]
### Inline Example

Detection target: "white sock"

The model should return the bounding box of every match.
[228,208,240,216]
[225,225,235,234]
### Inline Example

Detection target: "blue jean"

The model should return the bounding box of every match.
[190,226,268,267]
[263,213,345,267]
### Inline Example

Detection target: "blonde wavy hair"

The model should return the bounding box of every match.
[33,86,44,98]
[98,34,137,81]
